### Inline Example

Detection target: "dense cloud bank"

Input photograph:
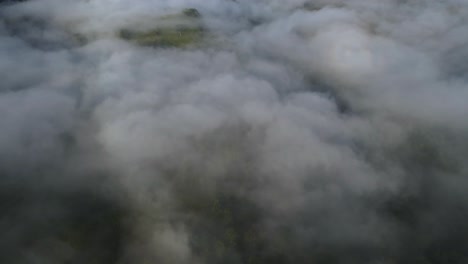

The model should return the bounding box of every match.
[1,0,468,263]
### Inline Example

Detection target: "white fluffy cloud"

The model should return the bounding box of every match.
[1,0,468,263]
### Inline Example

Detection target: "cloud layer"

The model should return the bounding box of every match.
[1,0,468,263]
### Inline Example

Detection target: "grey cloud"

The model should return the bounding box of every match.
[1,0,468,263]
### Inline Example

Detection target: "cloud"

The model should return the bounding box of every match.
[1,0,468,263]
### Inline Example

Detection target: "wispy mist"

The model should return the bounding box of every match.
[1,0,468,263]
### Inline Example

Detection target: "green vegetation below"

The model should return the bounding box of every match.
[118,8,204,48]
[118,26,204,48]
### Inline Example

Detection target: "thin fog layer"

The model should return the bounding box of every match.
[1,0,468,263]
